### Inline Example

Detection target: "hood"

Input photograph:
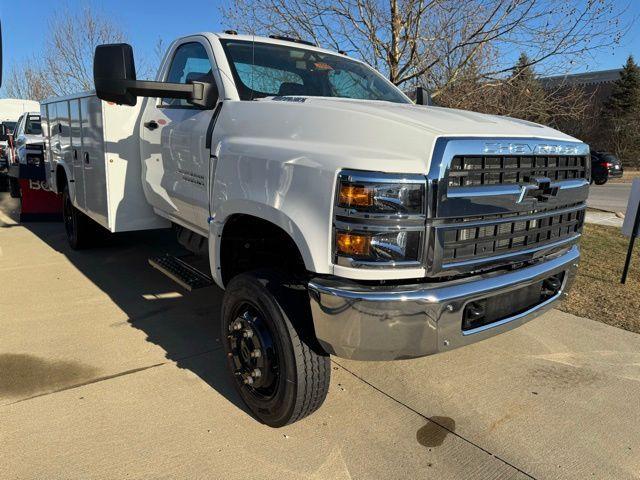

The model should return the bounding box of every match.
[22,134,44,145]
[261,96,579,143]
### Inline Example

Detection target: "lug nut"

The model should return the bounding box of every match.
[243,375,254,385]
[231,320,243,331]
[250,349,261,358]
[243,329,254,338]
[251,368,262,378]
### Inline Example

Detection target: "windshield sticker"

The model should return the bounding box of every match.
[313,62,333,71]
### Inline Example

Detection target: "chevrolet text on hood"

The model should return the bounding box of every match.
[42,32,588,426]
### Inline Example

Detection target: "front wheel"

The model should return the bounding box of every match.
[221,270,330,427]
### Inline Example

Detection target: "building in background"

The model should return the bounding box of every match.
[541,69,622,106]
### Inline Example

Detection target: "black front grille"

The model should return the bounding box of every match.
[447,155,588,187]
[442,208,584,263]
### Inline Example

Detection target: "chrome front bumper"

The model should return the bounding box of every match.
[308,246,579,360]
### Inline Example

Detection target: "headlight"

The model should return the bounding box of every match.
[333,170,426,267]
[337,175,424,214]
[335,229,423,263]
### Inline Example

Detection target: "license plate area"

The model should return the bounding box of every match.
[461,272,565,332]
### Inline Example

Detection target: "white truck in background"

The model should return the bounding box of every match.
[0,98,40,175]
[44,33,589,427]
[6,111,44,197]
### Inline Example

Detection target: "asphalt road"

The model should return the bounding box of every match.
[587,182,632,213]
[2,192,640,479]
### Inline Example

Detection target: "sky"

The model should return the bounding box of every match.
[0,0,227,78]
[1,0,639,87]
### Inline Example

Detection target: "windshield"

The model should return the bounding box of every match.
[220,39,409,104]
[25,116,42,135]
[3,121,16,133]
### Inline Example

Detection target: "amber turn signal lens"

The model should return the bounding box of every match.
[336,232,371,257]
[338,185,373,208]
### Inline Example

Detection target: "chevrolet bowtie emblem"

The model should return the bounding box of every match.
[517,177,559,203]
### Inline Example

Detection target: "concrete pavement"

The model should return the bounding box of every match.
[1,193,640,479]
[585,210,624,227]
[587,182,631,213]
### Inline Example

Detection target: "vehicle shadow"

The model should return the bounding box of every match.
[14,210,249,417]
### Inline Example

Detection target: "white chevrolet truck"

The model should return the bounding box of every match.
[43,33,589,427]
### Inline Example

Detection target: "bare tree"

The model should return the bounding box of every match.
[223,0,630,98]
[42,6,127,95]
[4,58,53,101]
[3,6,156,100]
[437,52,593,135]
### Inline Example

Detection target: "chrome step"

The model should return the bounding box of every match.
[148,254,213,291]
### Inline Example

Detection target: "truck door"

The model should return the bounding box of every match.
[140,38,220,233]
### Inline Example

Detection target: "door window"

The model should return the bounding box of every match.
[163,42,213,107]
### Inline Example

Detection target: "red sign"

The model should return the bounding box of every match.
[18,179,63,221]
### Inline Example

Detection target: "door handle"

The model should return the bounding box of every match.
[144,120,159,131]
[84,152,90,164]
[73,149,78,161]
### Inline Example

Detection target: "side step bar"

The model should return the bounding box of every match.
[148,254,214,291]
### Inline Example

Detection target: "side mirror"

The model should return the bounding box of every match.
[184,72,219,109]
[94,43,138,106]
[415,86,434,106]
[94,43,216,108]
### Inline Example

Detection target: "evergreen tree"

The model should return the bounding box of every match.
[511,53,537,86]
[603,55,640,164]
[605,55,640,116]
[505,53,549,124]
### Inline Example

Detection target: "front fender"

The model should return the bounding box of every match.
[209,200,319,288]
[210,152,338,288]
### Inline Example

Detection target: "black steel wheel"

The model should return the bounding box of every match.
[221,270,330,427]
[227,303,281,399]
[62,184,94,249]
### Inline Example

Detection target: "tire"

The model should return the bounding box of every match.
[221,270,330,427]
[62,184,95,249]
[9,177,20,198]
[594,177,607,185]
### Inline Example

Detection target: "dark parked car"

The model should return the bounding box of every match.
[591,150,623,185]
